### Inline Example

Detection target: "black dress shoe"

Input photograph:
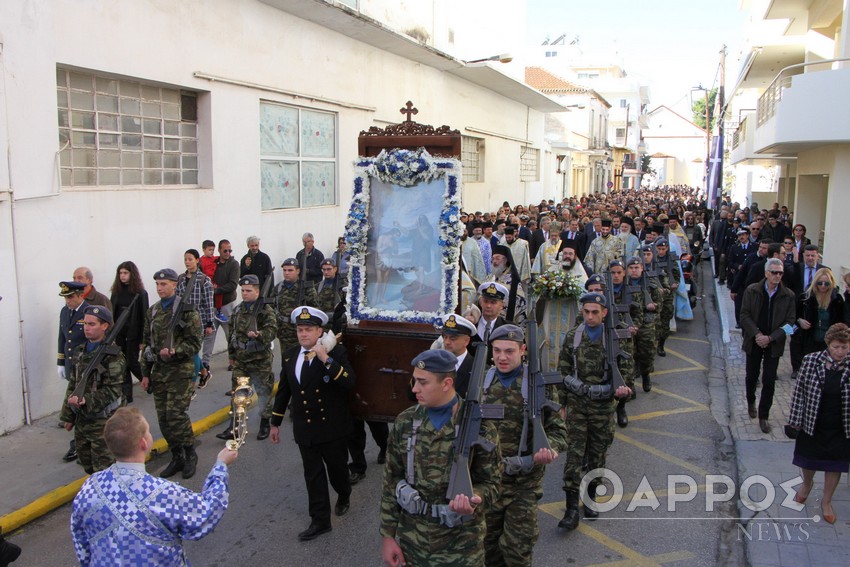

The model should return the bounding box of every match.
[759,419,772,434]
[335,497,350,516]
[62,441,78,462]
[216,426,233,440]
[348,471,366,485]
[747,404,757,419]
[298,523,332,541]
[0,533,22,565]
[256,418,271,441]
[377,449,387,465]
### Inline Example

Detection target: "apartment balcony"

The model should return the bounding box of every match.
[754,61,850,156]
[730,112,760,165]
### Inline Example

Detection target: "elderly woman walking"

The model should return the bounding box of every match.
[787,323,850,524]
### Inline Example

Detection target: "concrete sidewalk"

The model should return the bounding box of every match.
[712,267,850,566]
[0,349,237,534]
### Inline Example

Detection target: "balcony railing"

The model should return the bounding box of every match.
[732,116,747,150]
[757,58,850,126]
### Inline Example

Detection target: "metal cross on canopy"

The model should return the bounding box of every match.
[399,101,418,122]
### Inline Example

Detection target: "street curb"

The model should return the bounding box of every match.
[0,405,231,534]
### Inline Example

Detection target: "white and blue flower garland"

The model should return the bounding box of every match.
[344,148,463,324]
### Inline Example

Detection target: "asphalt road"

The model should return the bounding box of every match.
[8,263,741,566]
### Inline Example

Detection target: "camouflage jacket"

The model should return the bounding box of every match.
[316,275,347,316]
[611,283,644,328]
[628,277,663,324]
[482,366,567,484]
[655,253,682,289]
[558,324,634,405]
[227,300,277,372]
[141,297,202,377]
[379,402,502,543]
[585,235,625,275]
[60,344,125,422]
[271,280,318,326]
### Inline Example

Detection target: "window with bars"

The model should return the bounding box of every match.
[56,68,198,187]
[259,101,337,210]
[520,146,539,181]
[461,136,484,183]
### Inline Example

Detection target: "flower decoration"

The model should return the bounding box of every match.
[530,271,584,300]
[344,148,463,324]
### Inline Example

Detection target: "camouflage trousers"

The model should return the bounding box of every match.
[633,323,657,375]
[75,417,113,473]
[151,369,195,448]
[231,368,274,421]
[621,338,636,390]
[656,291,675,342]
[484,479,544,567]
[562,397,615,491]
[397,517,486,567]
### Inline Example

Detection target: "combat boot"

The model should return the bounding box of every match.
[583,482,599,520]
[215,425,234,440]
[657,338,666,357]
[558,490,581,531]
[616,399,628,428]
[256,418,271,441]
[182,445,198,479]
[160,447,185,478]
[642,372,652,392]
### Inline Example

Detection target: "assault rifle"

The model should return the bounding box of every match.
[297,250,308,306]
[70,295,138,401]
[601,272,633,391]
[446,346,503,499]
[167,269,200,351]
[247,272,275,334]
[525,316,565,454]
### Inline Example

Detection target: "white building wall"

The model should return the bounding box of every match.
[0,0,545,432]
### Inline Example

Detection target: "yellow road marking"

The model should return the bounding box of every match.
[650,387,708,410]
[668,336,710,344]
[626,427,714,444]
[662,348,707,371]
[629,406,706,422]
[588,550,696,567]
[649,367,702,377]
[615,433,710,476]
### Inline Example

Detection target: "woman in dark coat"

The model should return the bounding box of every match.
[788,323,850,524]
[797,268,845,357]
[109,261,149,403]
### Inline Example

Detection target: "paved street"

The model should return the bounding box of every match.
[5,263,750,566]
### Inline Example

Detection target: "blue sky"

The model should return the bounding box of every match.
[526,0,749,113]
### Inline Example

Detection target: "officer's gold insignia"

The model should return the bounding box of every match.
[417,361,426,369]
[299,308,311,320]
[445,316,457,328]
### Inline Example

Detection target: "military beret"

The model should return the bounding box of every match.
[580,292,607,308]
[58,281,86,297]
[153,268,179,281]
[281,258,299,268]
[84,305,113,324]
[627,257,643,266]
[478,282,508,301]
[655,238,669,247]
[411,349,458,373]
[641,244,654,253]
[489,324,524,344]
[585,274,605,289]
[601,219,613,227]
[608,259,625,269]
[439,314,477,337]
[290,305,328,326]
[239,274,260,286]
[320,258,336,267]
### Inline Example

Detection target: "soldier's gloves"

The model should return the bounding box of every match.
[143,346,157,362]
[57,366,66,381]
[245,339,264,353]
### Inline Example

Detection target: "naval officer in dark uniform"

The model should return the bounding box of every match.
[58,280,90,463]
[438,313,478,397]
[269,306,356,541]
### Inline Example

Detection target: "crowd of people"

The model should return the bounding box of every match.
[55,186,850,566]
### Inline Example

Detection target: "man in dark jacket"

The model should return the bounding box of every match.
[739,258,796,434]
[213,239,240,341]
[240,236,274,290]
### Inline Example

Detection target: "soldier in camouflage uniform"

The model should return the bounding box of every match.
[626,257,662,392]
[557,293,633,531]
[140,269,203,480]
[652,237,681,357]
[317,258,347,334]
[60,306,125,474]
[606,260,641,428]
[380,350,502,567]
[273,257,319,353]
[482,325,567,567]
[215,275,278,442]
[584,219,625,275]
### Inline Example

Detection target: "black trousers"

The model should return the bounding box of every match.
[745,347,780,419]
[298,437,351,526]
[790,333,803,372]
[116,337,142,402]
[347,419,389,474]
